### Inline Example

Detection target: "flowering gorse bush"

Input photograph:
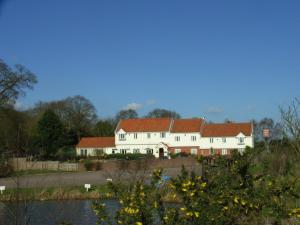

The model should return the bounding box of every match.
[92,148,300,225]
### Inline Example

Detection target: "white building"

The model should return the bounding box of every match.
[76,118,254,158]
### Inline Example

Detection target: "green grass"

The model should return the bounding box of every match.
[0,184,113,202]
[10,169,76,177]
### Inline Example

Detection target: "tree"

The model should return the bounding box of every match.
[252,118,283,142]
[145,108,181,119]
[93,119,116,137]
[36,109,64,159]
[0,59,37,106]
[63,95,97,142]
[0,106,30,158]
[116,109,138,122]
[280,98,300,154]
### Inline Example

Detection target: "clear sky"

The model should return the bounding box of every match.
[0,0,299,122]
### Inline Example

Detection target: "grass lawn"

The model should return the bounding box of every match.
[11,169,77,177]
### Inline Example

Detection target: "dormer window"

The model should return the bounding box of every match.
[119,133,126,140]
[238,137,245,144]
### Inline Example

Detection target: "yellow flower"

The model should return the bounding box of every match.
[201,182,207,188]
[234,196,239,204]
[194,211,200,217]
[136,222,143,225]
[241,199,246,206]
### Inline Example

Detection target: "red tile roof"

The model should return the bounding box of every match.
[202,123,252,137]
[76,137,115,148]
[116,118,172,132]
[171,118,204,133]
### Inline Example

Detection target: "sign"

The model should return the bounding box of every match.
[0,186,5,195]
[84,184,91,192]
[263,128,270,138]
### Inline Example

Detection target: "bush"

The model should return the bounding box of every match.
[106,153,147,160]
[55,146,76,161]
[84,159,93,171]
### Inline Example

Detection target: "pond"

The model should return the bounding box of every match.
[0,199,179,225]
[0,199,119,225]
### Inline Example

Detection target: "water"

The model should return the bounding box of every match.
[0,199,120,225]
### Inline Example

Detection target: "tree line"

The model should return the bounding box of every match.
[0,59,299,161]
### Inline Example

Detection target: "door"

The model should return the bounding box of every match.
[159,148,164,158]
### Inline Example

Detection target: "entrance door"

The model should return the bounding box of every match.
[159,148,164,158]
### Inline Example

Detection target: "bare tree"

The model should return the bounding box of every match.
[280,98,300,154]
[0,60,37,107]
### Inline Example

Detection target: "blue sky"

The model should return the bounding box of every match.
[0,0,299,122]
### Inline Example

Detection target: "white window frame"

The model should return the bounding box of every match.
[210,138,214,143]
[175,136,180,142]
[191,148,197,155]
[133,148,140,154]
[147,133,151,139]
[175,148,181,154]
[191,136,196,141]
[221,149,227,155]
[238,137,245,144]
[160,132,166,138]
[119,133,126,140]
[134,133,138,139]
[222,137,226,143]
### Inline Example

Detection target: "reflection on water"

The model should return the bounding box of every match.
[0,199,120,225]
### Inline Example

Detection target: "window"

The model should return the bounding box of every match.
[112,149,117,154]
[147,133,151,139]
[134,133,138,139]
[191,136,196,141]
[210,138,214,143]
[84,149,88,156]
[146,148,153,154]
[95,149,104,156]
[222,137,226,143]
[175,149,181,154]
[222,149,228,155]
[191,148,197,155]
[133,148,140,153]
[119,133,126,140]
[160,132,166,138]
[80,149,84,156]
[238,137,245,144]
[121,149,127,154]
[175,136,180,142]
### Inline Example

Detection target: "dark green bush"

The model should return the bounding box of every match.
[84,159,93,171]
[106,153,148,160]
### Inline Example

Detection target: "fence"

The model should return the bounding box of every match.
[9,158,79,172]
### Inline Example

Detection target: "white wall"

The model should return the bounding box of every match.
[76,147,118,156]
[199,134,254,151]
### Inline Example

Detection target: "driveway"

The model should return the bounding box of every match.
[0,165,202,188]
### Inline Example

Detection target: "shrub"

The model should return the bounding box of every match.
[84,159,93,171]
[106,153,147,160]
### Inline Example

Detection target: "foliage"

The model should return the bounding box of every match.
[0,59,37,106]
[55,146,76,161]
[116,109,138,121]
[105,153,151,160]
[93,119,116,137]
[35,109,64,159]
[145,108,181,119]
[84,159,93,171]
[92,148,300,225]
